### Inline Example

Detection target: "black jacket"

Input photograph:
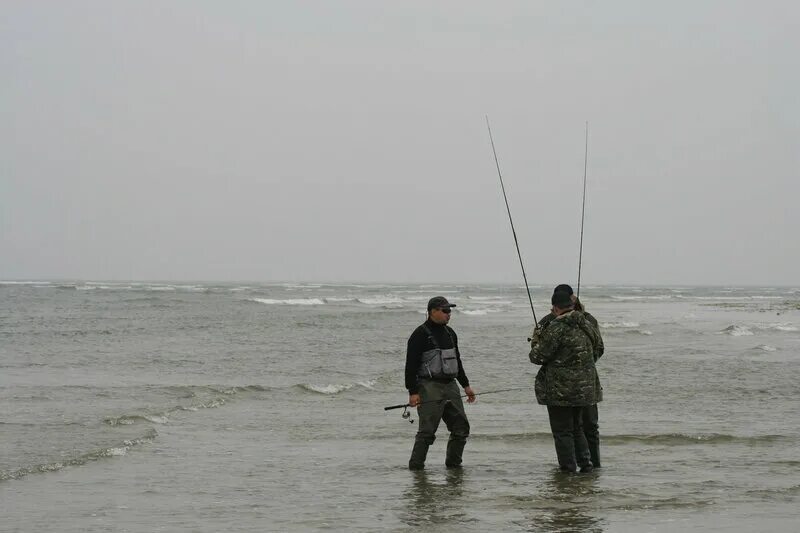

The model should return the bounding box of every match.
[405,319,470,394]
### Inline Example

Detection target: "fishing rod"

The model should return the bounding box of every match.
[485,116,537,324]
[576,121,589,299]
[384,387,528,422]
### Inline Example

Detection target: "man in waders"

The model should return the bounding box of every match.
[530,291,603,473]
[535,284,604,468]
[405,296,476,470]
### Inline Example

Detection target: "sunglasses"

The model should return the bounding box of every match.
[439,308,452,314]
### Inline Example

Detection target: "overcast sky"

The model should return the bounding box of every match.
[2,1,797,285]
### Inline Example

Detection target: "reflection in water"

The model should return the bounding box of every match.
[522,470,604,533]
[400,469,467,527]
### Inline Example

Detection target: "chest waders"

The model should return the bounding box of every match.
[416,325,459,380]
[409,325,470,470]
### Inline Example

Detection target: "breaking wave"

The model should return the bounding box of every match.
[298,381,378,395]
[356,296,404,306]
[0,428,158,482]
[600,321,640,329]
[753,322,798,332]
[459,308,504,316]
[250,298,325,306]
[603,433,787,445]
[103,385,267,426]
[470,432,788,446]
[755,344,778,352]
[720,325,754,336]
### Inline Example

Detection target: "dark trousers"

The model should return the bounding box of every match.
[546,405,591,472]
[582,404,600,467]
[409,380,470,469]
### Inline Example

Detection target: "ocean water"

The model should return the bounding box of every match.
[1,281,799,532]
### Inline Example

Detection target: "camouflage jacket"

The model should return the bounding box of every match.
[537,310,601,360]
[529,310,603,406]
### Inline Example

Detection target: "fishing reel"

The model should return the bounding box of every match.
[402,405,414,424]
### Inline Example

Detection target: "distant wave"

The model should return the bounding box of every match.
[471,432,788,446]
[105,413,170,426]
[460,308,504,316]
[356,296,404,306]
[603,433,788,445]
[754,344,778,352]
[600,321,640,329]
[300,383,354,395]
[610,295,673,301]
[720,325,754,336]
[472,432,554,443]
[752,322,798,332]
[250,298,325,306]
[103,385,267,426]
[0,428,157,482]
[297,381,377,395]
[626,329,653,336]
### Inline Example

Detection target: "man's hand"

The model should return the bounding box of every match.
[529,325,542,344]
[464,386,476,403]
[408,393,421,407]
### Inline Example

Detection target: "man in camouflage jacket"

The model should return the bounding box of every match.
[535,283,604,467]
[530,291,604,472]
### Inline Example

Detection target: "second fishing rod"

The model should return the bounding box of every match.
[486,118,591,328]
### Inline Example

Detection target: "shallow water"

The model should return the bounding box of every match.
[1,282,798,531]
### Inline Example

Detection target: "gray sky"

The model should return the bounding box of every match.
[2,1,798,285]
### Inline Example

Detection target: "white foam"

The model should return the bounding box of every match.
[756,345,778,352]
[304,383,353,394]
[357,297,404,305]
[251,298,325,306]
[720,325,754,336]
[143,415,169,424]
[753,323,798,332]
[357,380,377,389]
[461,309,489,316]
[600,321,640,329]
[323,297,356,303]
[282,283,322,289]
[106,447,128,457]
[611,295,672,301]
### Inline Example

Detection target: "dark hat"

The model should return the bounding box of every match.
[553,284,574,296]
[427,296,457,311]
[551,291,574,309]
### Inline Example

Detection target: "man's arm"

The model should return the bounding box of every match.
[592,322,604,361]
[450,328,476,403]
[530,324,560,365]
[405,329,424,395]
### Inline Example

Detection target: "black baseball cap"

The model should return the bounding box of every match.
[553,284,574,296]
[551,291,574,309]
[427,296,457,311]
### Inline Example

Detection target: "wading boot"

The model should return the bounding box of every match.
[445,439,466,468]
[588,444,601,468]
[408,441,430,471]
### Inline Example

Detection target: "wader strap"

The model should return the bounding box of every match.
[421,324,456,351]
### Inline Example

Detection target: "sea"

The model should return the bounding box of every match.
[1,281,798,532]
